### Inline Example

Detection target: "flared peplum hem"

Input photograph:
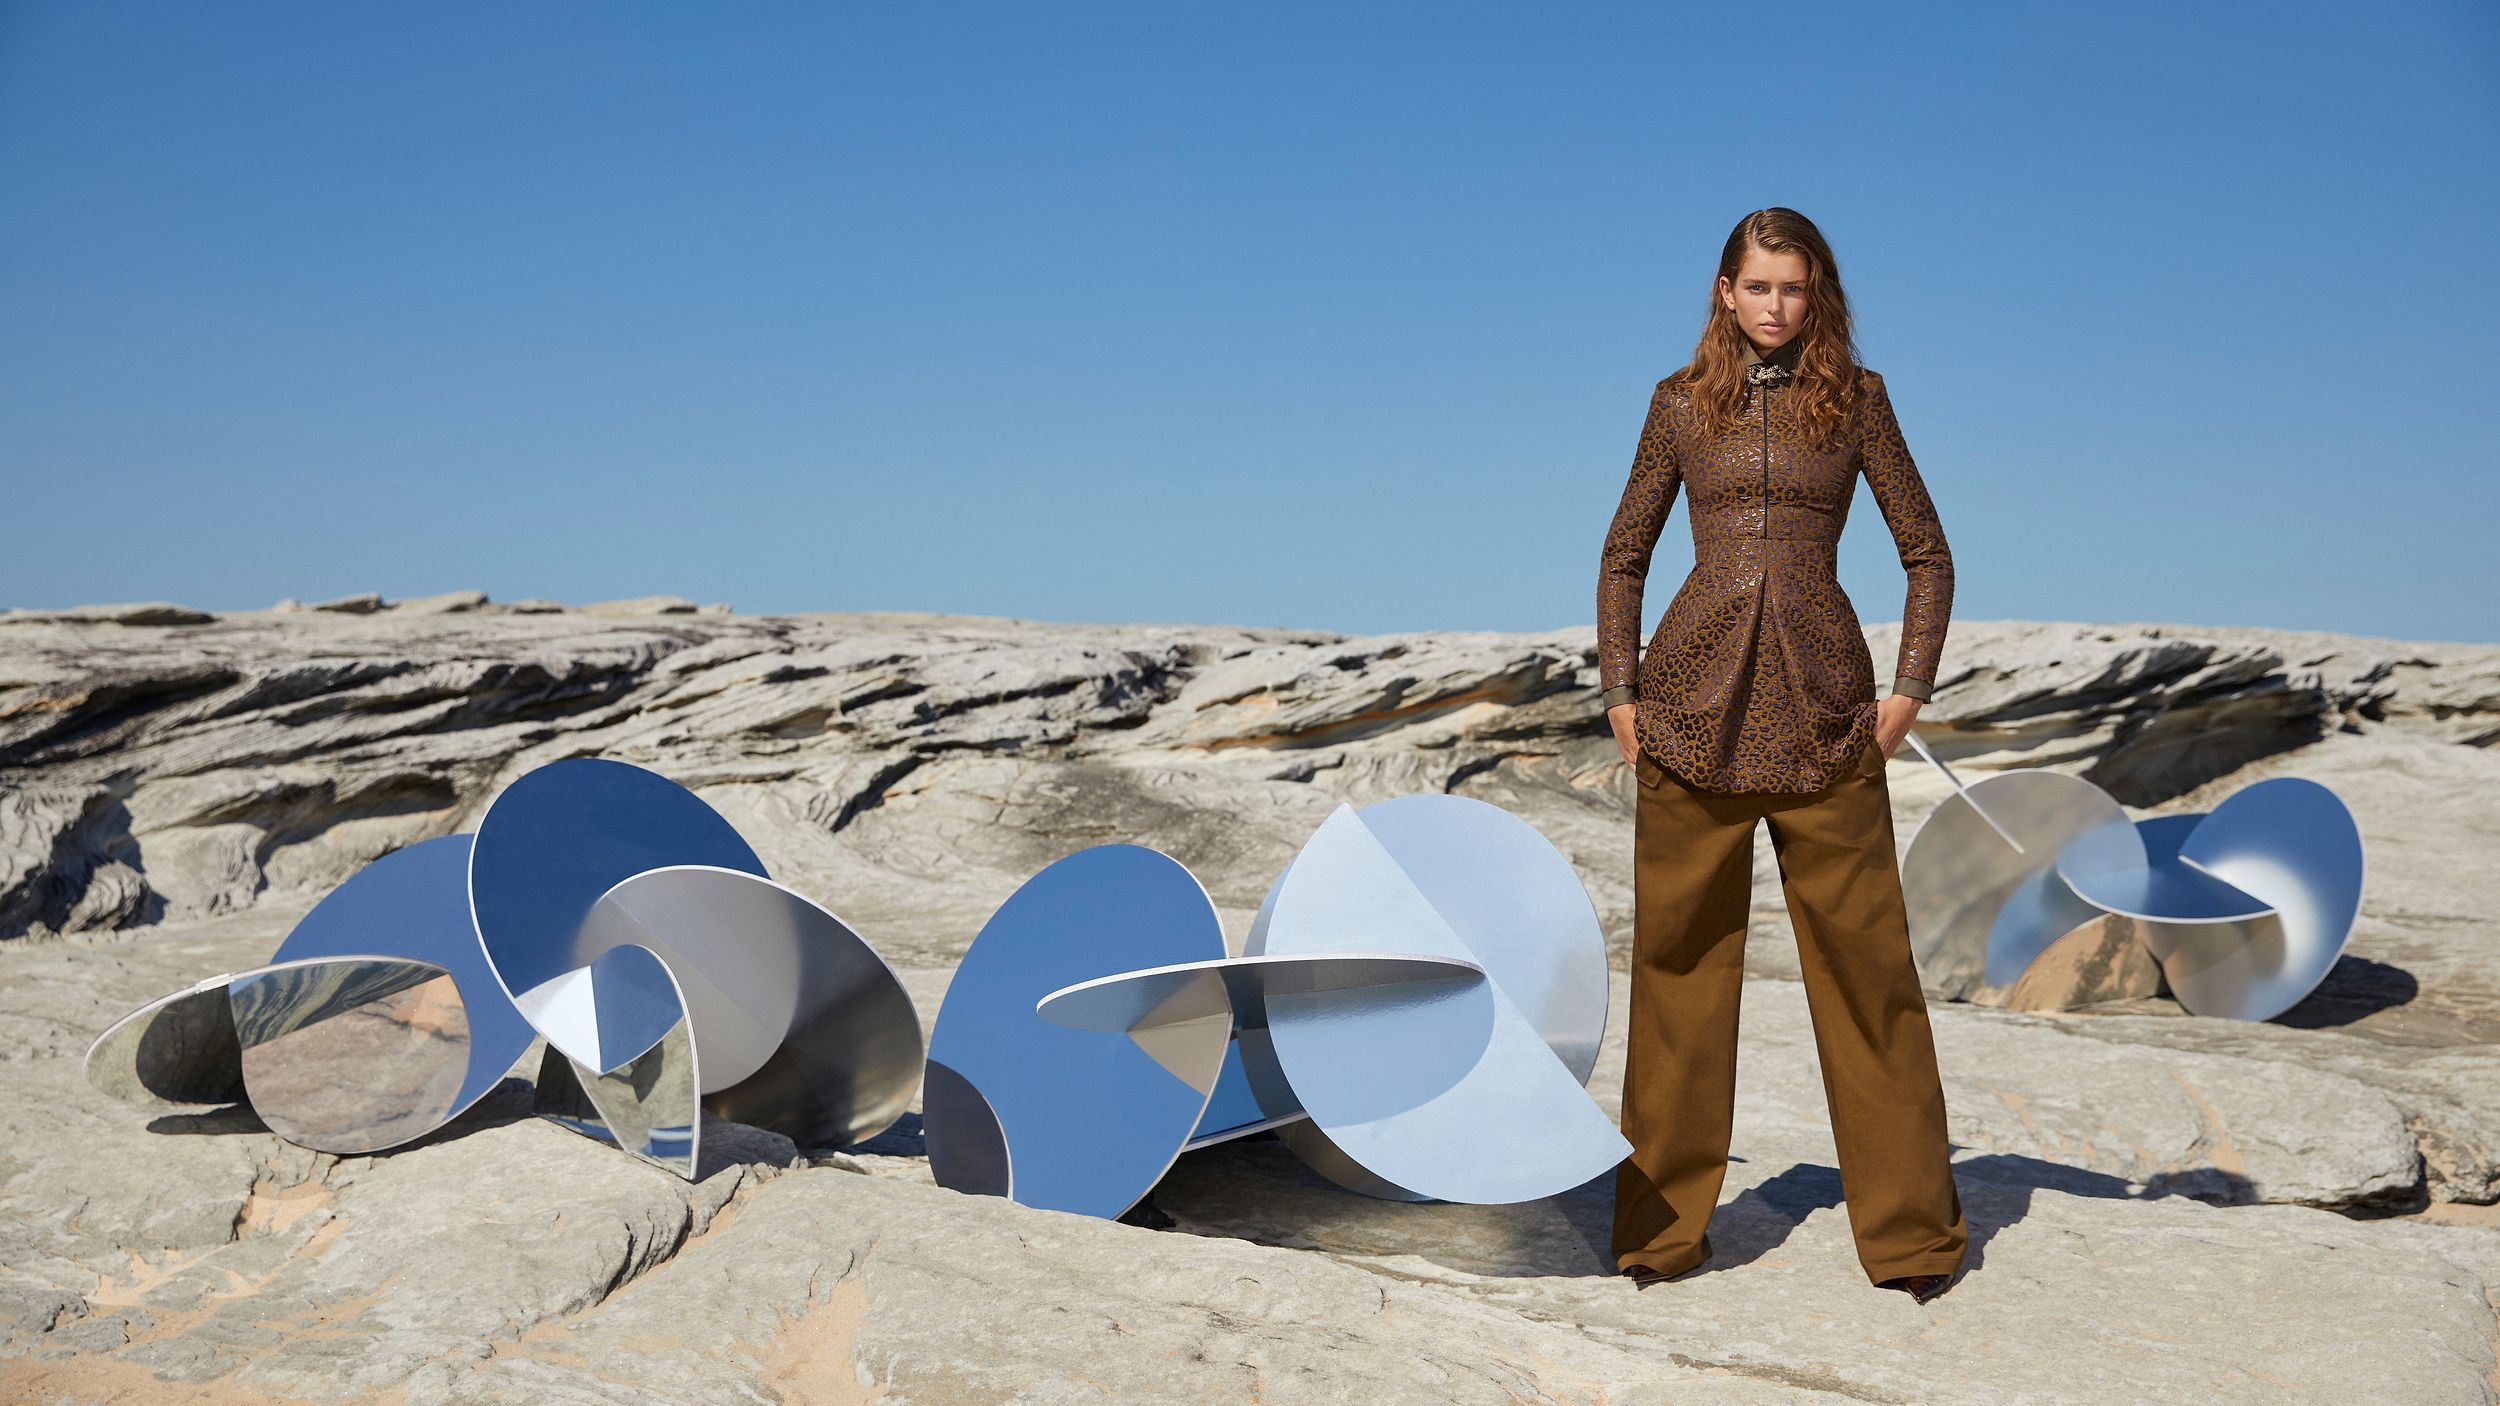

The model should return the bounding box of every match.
[1636,697,1879,794]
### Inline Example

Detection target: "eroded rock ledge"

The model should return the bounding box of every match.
[4,608,2491,948]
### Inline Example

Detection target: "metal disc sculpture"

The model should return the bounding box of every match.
[86,759,923,1177]
[924,794,1628,1219]
[1899,733,2364,1021]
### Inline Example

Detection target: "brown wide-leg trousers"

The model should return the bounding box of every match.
[1613,730,1967,1285]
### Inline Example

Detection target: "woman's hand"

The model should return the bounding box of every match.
[1874,694,1922,760]
[1608,702,1640,770]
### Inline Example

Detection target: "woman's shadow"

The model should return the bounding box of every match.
[1565,1146,2260,1283]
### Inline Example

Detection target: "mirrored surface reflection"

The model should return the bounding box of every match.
[2169,777,2364,1021]
[1899,771,2131,997]
[470,759,766,1008]
[1350,794,1611,1084]
[269,833,535,1124]
[82,756,934,1180]
[85,978,247,1108]
[533,1020,700,1179]
[230,957,471,1155]
[530,944,701,1178]
[920,1059,1010,1198]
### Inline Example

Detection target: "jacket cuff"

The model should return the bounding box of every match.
[1889,675,1934,702]
[1598,684,1637,711]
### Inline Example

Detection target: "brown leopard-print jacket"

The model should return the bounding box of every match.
[1595,335,1953,794]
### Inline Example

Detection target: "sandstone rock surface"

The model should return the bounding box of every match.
[3,607,2497,1402]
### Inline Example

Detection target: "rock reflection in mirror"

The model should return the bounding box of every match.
[230,957,471,1155]
[534,1017,700,1179]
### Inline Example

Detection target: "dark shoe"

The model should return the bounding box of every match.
[1878,1271,1952,1304]
[1620,1262,1680,1291]
[1116,1192,1176,1230]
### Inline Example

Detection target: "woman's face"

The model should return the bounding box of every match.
[1716,248,1809,353]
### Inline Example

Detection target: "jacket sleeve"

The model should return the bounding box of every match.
[1595,380,1682,711]
[1856,370,1954,700]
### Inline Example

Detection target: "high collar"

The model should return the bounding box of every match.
[1740,335,1803,371]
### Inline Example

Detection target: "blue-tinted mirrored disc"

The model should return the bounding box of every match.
[2057,814,2273,924]
[468,759,766,1059]
[924,844,1225,1219]
[272,834,532,1119]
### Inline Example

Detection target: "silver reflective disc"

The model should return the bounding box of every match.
[2057,814,2273,923]
[85,975,247,1109]
[583,866,924,1147]
[1034,953,1486,1034]
[1249,801,1631,1205]
[230,956,471,1155]
[271,834,533,1124]
[1348,793,1611,1083]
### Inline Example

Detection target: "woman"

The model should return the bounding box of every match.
[1594,207,1967,1304]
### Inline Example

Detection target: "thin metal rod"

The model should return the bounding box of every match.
[1902,728,2027,856]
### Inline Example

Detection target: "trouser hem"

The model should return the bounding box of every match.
[1615,1244,1710,1278]
[1865,1256,1965,1285]
[1617,1256,1707,1281]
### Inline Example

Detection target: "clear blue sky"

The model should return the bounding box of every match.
[4,3,2495,643]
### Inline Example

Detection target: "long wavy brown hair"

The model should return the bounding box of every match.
[1668,208,1865,446]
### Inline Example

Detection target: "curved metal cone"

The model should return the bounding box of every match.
[469,758,766,1065]
[2159,778,2364,1020]
[271,834,534,1126]
[923,843,1226,1219]
[85,976,247,1108]
[516,941,687,1076]
[573,866,926,1147]
[230,956,472,1155]
[569,866,801,1089]
[1899,770,2132,996]
[1249,802,1629,1205]
[531,944,701,1178]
